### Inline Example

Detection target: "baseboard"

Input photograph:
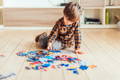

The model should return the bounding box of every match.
[0,26,52,30]
[0,25,118,30]
[80,24,118,28]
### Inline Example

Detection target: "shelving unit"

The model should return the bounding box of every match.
[79,0,120,28]
[1,0,120,28]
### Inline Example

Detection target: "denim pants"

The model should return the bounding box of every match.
[37,36,63,50]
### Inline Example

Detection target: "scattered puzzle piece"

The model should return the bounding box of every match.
[16,50,96,75]
[79,65,88,70]
[25,66,31,70]
[88,65,97,69]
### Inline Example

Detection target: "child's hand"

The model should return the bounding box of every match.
[47,43,52,50]
[75,49,84,54]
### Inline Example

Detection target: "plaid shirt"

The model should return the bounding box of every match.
[48,17,81,50]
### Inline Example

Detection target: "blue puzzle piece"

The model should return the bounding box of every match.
[67,68,77,71]
[45,56,54,60]
[79,65,88,70]
[73,70,79,74]
[49,50,61,53]
[60,64,69,67]
[42,63,51,67]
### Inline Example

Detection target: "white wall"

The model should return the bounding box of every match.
[4,0,65,8]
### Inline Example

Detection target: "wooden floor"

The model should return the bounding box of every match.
[0,29,120,80]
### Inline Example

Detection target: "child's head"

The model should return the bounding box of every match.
[63,2,81,24]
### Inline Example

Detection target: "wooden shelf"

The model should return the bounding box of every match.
[80,24,117,28]
[105,6,120,9]
[83,24,103,25]
[84,7,104,9]
[105,24,116,25]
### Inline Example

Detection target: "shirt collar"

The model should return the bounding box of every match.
[61,17,77,27]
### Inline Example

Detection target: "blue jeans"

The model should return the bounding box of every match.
[37,36,63,50]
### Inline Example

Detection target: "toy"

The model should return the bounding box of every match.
[30,61,42,65]
[67,68,77,71]
[16,49,96,75]
[16,52,28,56]
[42,63,51,68]
[60,64,69,67]
[25,66,31,70]
[79,65,88,70]
[73,70,79,74]
[49,50,61,53]
[88,65,97,69]
[51,65,56,69]
[67,68,79,74]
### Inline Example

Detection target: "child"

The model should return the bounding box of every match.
[35,2,82,54]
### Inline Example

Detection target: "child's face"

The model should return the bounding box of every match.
[64,16,74,25]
